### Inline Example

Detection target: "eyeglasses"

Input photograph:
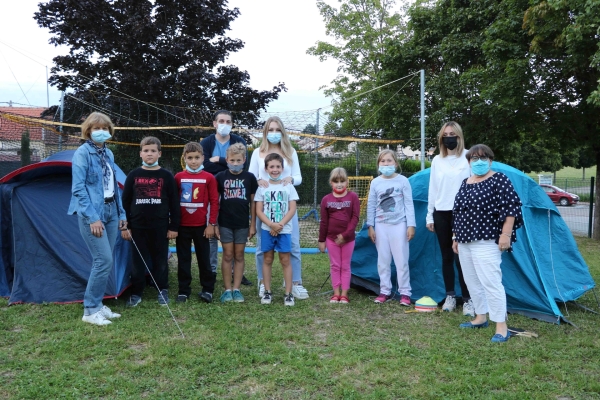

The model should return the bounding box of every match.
[471,156,489,162]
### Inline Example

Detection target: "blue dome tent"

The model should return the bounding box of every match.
[350,162,596,323]
[0,150,131,304]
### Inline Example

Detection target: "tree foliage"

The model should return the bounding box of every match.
[34,0,285,127]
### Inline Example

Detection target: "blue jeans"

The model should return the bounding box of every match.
[79,202,119,316]
[255,212,302,283]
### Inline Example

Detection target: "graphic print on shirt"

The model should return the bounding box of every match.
[134,177,163,204]
[327,200,351,210]
[180,178,207,214]
[378,186,402,222]
[264,189,288,223]
[223,178,247,200]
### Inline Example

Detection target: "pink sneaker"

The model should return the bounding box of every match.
[400,295,411,306]
[374,294,391,304]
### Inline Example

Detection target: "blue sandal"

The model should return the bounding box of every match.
[459,320,489,329]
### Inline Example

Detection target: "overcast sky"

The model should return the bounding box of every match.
[0,0,339,112]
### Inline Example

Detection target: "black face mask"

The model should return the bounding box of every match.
[442,136,458,150]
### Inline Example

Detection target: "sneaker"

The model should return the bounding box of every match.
[176,294,188,303]
[220,290,233,303]
[261,291,272,305]
[232,290,245,303]
[199,291,213,303]
[158,289,169,306]
[99,305,121,319]
[82,310,111,326]
[400,295,411,306]
[462,299,475,317]
[126,295,142,307]
[258,282,265,298]
[442,295,456,312]
[292,284,309,300]
[241,275,252,286]
[374,293,391,304]
[284,293,295,306]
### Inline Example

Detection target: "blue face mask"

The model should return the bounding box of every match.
[91,129,112,143]
[227,163,244,173]
[269,174,282,182]
[217,124,232,137]
[471,159,490,176]
[142,161,159,167]
[186,165,204,173]
[379,165,396,177]
[267,132,282,144]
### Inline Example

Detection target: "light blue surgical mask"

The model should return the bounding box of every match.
[378,165,396,176]
[269,174,282,182]
[267,132,282,144]
[186,165,204,173]
[142,161,159,167]
[217,123,232,137]
[227,163,244,173]
[91,129,112,143]
[471,159,491,176]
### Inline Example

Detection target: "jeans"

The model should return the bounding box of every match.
[79,202,119,316]
[177,225,215,296]
[255,211,302,283]
[130,226,170,296]
[433,210,470,299]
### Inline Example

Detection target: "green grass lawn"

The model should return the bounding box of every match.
[526,166,596,181]
[2,238,600,399]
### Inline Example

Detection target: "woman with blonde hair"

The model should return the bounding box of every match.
[248,116,307,299]
[426,121,473,316]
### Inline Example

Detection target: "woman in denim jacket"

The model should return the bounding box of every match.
[68,112,127,326]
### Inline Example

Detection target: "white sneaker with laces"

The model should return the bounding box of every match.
[462,299,475,317]
[442,295,456,312]
[258,282,265,298]
[292,284,309,300]
[100,305,121,319]
[284,293,295,306]
[82,310,112,326]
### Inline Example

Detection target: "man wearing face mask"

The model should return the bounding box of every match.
[200,110,252,284]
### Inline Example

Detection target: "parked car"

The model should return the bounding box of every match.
[540,184,580,206]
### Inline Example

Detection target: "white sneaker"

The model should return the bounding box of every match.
[82,310,112,326]
[261,291,272,305]
[100,305,121,319]
[284,293,295,306]
[258,282,265,298]
[292,284,309,300]
[442,295,456,312]
[462,299,475,317]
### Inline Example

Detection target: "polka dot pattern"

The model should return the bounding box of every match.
[452,172,523,250]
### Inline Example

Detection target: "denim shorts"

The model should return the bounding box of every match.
[260,230,291,253]
[219,227,249,244]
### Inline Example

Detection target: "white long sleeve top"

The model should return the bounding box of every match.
[248,149,303,186]
[426,149,470,224]
[367,174,416,227]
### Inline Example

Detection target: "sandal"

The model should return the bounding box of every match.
[339,296,349,304]
[330,295,340,303]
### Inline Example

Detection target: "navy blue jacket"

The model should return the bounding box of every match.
[200,133,248,175]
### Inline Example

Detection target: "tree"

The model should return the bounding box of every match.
[34,0,285,128]
[20,130,31,167]
[307,0,406,137]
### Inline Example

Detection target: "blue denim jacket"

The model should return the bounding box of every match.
[67,142,126,224]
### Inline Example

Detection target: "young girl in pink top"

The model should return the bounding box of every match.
[318,168,360,303]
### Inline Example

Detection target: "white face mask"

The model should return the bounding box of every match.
[217,124,232,137]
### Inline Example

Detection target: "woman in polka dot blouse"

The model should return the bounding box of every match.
[451,144,523,343]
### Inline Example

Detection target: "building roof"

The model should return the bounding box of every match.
[0,107,48,142]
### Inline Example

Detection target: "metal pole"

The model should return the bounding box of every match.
[59,91,64,151]
[314,109,320,210]
[45,66,49,108]
[420,69,425,170]
[588,176,594,238]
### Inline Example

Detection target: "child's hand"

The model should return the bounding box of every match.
[335,234,345,245]
[368,226,376,243]
[269,229,278,236]
[204,225,215,239]
[318,242,326,253]
[248,225,256,240]
[121,229,131,241]
[167,230,178,240]
[407,226,415,241]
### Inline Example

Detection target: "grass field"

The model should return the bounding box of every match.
[526,166,596,181]
[1,238,600,399]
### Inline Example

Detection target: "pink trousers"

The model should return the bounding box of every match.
[326,238,355,291]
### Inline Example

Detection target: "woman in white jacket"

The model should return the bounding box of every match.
[426,121,473,316]
[248,116,308,300]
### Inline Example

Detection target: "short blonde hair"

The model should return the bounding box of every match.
[81,112,114,140]
[183,142,203,156]
[226,143,246,157]
[329,167,348,182]
[437,121,465,157]
[140,136,161,151]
